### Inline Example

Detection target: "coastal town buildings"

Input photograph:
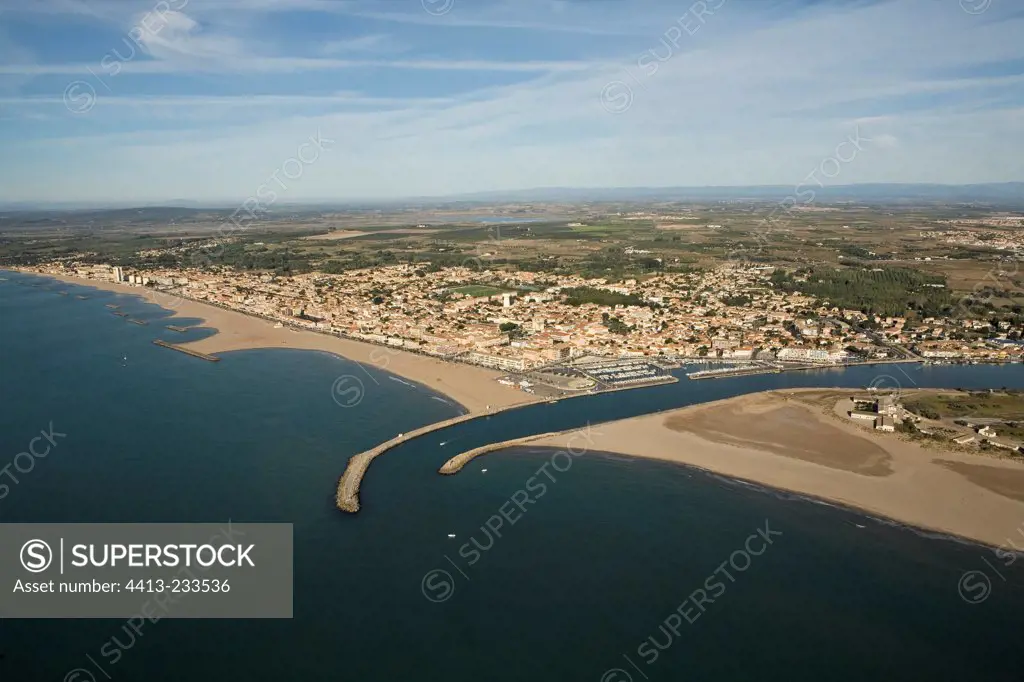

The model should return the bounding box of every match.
[20,259,1024,370]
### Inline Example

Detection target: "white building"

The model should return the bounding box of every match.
[776,347,832,363]
[922,350,962,359]
[466,352,527,372]
[874,416,895,432]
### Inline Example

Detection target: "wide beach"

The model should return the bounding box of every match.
[34,272,535,414]
[531,388,1024,548]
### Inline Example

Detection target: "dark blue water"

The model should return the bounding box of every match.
[2,271,1024,682]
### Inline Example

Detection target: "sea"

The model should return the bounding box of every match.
[2,270,1024,682]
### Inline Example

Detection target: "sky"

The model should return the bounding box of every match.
[0,0,1021,204]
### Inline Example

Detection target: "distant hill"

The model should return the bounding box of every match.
[1,183,1020,213]
[0,206,228,223]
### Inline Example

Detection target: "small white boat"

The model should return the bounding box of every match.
[481,469,488,473]
[447,534,456,538]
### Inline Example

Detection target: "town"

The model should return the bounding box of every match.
[19,257,1024,376]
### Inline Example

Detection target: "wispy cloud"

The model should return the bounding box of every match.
[0,93,454,107]
[0,57,604,75]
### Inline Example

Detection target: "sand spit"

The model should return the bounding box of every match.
[522,389,1024,548]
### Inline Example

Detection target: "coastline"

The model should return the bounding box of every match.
[13,270,536,415]
[519,388,1024,548]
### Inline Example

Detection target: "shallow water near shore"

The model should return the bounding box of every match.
[3,271,1024,681]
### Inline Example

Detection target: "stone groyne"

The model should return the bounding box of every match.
[152,339,220,362]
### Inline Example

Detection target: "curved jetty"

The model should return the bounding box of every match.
[438,431,565,474]
[336,410,500,512]
[335,375,683,513]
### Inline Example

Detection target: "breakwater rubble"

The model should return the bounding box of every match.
[152,339,220,362]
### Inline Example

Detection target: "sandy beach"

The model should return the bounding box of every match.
[531,388,1024,547]
[33,272,535,414]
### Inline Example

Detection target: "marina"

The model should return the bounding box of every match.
[504,357,677,397]
[571,357,672,387]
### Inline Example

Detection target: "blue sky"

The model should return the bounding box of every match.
[0,0,1021,203]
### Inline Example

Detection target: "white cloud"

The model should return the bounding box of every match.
[0,57,604,75]
[132,10,245,63]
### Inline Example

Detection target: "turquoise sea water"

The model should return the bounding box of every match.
[2,271,1024,681]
